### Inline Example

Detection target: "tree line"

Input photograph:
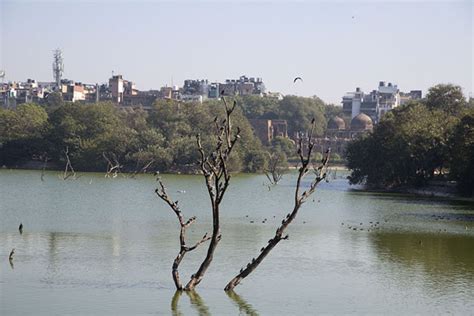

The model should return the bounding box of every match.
[0,94,332,174]
[346,84,474,196]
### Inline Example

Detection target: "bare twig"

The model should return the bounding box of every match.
[224,119,330,291]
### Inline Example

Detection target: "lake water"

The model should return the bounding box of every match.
[1,169,473,315]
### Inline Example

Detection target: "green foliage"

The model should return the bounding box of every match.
[271,136,295,158]
[277,96,326,137]
[324,103,344,121]
[346,102,455,187]
[425,84,466,115]
[346,87,472,196]
[45,91,64,108]
[0,99,269,173]
[0,104,50,165]
[448,107,474,195]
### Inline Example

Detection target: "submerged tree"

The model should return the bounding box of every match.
[224,121,330,291]
[155,98,241,291]
[264,150,288,185]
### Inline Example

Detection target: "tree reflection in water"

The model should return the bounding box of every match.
[226,290,259,316]
[170,290,211,316]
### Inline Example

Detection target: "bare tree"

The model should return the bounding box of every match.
[155,98,241,291]
[224,121,330,291]
[264,151,287,185]
[102,152,122,178]
[61,146,77,180]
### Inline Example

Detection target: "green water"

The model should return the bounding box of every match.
[1,170,473,315]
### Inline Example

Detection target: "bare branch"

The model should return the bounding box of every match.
[224,118,330,291]
[155,97,241,291]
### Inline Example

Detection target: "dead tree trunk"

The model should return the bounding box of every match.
[264,152,286,185]
[155,97,240,291]
[224,120,330,291]
[102,152,122,178]
[62,146,76,180]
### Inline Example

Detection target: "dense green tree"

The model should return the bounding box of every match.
[271,136,295,158]
[236,95,279,119]
[448,108,474,196]
[277,96,326,137]
[346,102,455,188]
[323,103,344,121]
[425,84,466,115]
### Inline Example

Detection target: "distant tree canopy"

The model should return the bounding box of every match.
[0,99,270,173]
[0,94,343,173]
[346,84,473,195]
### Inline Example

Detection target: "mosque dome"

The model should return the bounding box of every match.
[327,116,346,130]
[351,113,373,131]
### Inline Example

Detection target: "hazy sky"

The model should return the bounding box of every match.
[1,0,472,104]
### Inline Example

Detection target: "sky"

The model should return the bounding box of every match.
[0,0,472,104]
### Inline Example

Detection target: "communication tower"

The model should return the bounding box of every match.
[52,49,64,90]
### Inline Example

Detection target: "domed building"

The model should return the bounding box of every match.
[327,116,346,131]
[350,113,373,131]
[312,113,374,158]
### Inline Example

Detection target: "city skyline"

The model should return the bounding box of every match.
[1,1,472,104]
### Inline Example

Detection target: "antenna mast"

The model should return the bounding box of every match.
[52,49,64,91]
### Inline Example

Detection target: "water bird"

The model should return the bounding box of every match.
[303,221,306,224]
[177,190,186,194]
[250,220,254,223]
[261,247,265,252]
[341,223,344,225]
[245,215,249,217]
[293,77,303,83]
[19,223,23,234]
[9,248,15,260]
[240,268,244,273]
[360,223,363,225]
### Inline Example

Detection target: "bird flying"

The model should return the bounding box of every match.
[293,77,303,83]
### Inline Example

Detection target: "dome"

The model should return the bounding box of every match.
[327,116,346,130]
[351,113,373,131]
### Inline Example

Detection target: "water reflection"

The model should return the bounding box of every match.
[170,290,211,316]
[226,290,259,316]
[370,231,474,289]
[171,291,183,316]
[186,290,211,316]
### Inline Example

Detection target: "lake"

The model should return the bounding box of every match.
[1,169,473,315]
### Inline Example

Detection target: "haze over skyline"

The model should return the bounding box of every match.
[1,0,472,104]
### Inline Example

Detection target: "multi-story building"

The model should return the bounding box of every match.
[342,81,421,123]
